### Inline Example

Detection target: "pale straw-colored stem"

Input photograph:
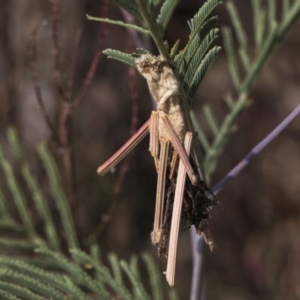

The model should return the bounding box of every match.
[161,114,198,185]
[152,141,169,244]
[97,119,150,176]
[166,132,193,286]
[149,112,160,170]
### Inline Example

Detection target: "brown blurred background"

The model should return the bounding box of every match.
[0,0,300,299]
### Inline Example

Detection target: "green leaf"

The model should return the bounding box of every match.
[70,248,132,300]
[0,256,86,300]
[203,105,219,136]
[170,40,180,58]
[0,281,44,300]
[163,40,170,52]
[156,0,180,35]
[7,128,60,251]
[282,0,291,19]
[252,0,267,50]
[0,269,64,300]
[86,15,150,34]
[223,93,235,109]
[134,48,150,56]
[187,0,221,33]
[37,144,79,249]
[0,189,8,217]
[21,163,60,250]
[0,289,21,300]
[242,22,278,91]
[150,0,161,5]
[147,0,162,12]
[177,17,218,73]
[222,27,242,91]
[103,49,136,67]
[204,96,248,176]
[0,220,26,234]
[178,0,222,68]
[108,253,123,285]
[267,0,276,31]
[108,0,143,21]
[0,238,38,250]
[226,2,247,49]
[187,46,221,100]
[36,247,108,298]
[120,260,150,300]
[0,145,36,236]
[238,47,251,71]
[181,18,219,88]
[191,110,210,152]
[141,253,163,300]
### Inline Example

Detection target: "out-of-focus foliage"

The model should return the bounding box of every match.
[0,128,177,299]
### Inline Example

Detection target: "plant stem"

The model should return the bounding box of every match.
[135,0,207,182]
[212,104,300,195]
[243,2,300,91]
[190,104,300,300]
[190,231,205,300]
[136,0,168,58]
[205,93,250,178]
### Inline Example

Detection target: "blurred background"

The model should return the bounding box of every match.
[0,0,300,299]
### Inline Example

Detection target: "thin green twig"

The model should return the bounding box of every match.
[136,0,168,57]
[86,14,150,34]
